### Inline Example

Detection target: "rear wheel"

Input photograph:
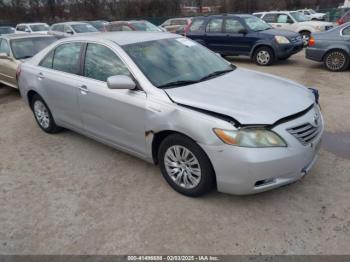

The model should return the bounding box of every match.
[31,94,62,133]
[253,46,274,66]
[324,50,349,72]
[158,134,215,197]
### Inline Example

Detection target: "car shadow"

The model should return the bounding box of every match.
[0,85,21,104]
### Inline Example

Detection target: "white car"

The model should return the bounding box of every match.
[15,23,50,34]
[297,9,326,21]
[253,11,334,44]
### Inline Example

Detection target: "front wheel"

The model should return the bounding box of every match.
[300,31,311,46]
[158,134,215,197]
[31,94,62,133]
[324,50,349,72]
[253,46,274,66]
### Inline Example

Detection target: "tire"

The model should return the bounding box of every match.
[323,50,350,72]
[30,94,62,134]
[158,134,215,197]
[299,31,311,46]
[253,46,274,66]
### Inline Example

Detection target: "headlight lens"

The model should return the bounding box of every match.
[213,128,287,148]
[275,36,290,44]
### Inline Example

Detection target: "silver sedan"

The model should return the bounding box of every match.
[18,32,324,197]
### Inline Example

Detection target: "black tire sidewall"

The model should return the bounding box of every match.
[31,94,61,134]
[254,47,274,66]
[324,50,350,72]
[158,134,215,197]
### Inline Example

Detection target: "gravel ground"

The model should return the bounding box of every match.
[0,51,349,255]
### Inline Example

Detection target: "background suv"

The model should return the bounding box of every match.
[185,14,304,66]
[254,11,334,44]
[16,23,50,34]
[49,22,98,38]
[297,9,327,21]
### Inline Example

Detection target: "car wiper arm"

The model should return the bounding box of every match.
[157,80,199,89]
[199,68,234,82]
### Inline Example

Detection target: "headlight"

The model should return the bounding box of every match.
[213,128,287,148]
[275,36,290,44]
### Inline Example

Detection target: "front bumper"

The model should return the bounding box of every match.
[275,42,304,59]
[201,105,324,195]
[306,47,326,62]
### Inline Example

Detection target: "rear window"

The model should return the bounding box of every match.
[0,27,15,35]
[10,36,57,59]
[30,24,49,32]
[189,19,206,32]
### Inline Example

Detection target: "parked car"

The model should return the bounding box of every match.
[87,20,109,32]
[297,9,326,21]
[49,22,99,38]
[0,34,56,89]
[337,10,350,25]
[185,14,304,66]
[160,18,192,33]
[0,26,15,35]
[16,23,50,34]
[306,22,350,71]
[18,32,324,197]
[254,11,334,44]
[106,20,162,32]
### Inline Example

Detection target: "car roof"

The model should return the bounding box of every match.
[61,31,177,46]
[17,23,48,26]
[194,14,253,19]
[52,22,89,26]
[0,33,55,40]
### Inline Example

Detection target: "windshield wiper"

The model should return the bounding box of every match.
[199,68,234,82]
[157,80,200,89]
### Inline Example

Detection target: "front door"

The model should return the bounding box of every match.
[78,43,147,155]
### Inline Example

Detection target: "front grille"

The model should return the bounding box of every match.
[291,35,302,43]
[287,123,321,145]
[325,25,333,31]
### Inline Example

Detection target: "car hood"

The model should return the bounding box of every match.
[260,28,299,38]
[165,68,315,125]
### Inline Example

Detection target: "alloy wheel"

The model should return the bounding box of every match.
[326,51,346,71]
[164,145,201,189]
[34,100,50,129]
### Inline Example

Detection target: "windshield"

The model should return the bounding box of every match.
[244,16,271,31]
[0,27,15,34]
[290,11,309,22]
[90,21,108,31]
[123,38,234,88]
[11,37,56,59]
[130,21,161,32]
[30,24,49,32]
[71,24,98,33]
[309,9,316,14]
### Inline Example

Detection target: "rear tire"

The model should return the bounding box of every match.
[323,50,349,72]
[253,46,274,66]
[30,94,62,134]
[158,134,215,197]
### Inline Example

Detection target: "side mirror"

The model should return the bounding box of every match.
[107,75,136,90]
[0,52,11,60]
[25,28,30,33]
[66,30,74,35]
[239,28,248,35]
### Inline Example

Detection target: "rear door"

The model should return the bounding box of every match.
[37,42,84,130]
[0,39,17,87]
[78,43,147,155]
[204,17,226,53]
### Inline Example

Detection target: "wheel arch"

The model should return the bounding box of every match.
[27,90,39,108]
[250,43,275,59]
[322,47,350,61]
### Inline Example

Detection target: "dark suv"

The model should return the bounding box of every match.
[185,14,304,66]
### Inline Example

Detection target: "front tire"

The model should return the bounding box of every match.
[324,50,349,72]
[299,31,311,46]
[158,134,215,197]
[253,46,274,66]
[31,94,62,134]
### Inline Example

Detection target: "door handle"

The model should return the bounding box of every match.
[37,72,45,80]
[78,85,89,94]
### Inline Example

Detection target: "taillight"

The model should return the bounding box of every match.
[16,65,21,79]
[308,36,315,47]
[337,18,344,25]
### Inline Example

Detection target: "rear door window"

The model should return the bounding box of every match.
[342,26,350,36]
[52,42,83,75]
[206,18,224,33]
[0,39,11,55]
[262,13,278,23]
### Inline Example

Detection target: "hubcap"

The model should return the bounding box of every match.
[164,145,201,189]
[326,52,346,71]
[257,50,270,65]
[34,100,50,129]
